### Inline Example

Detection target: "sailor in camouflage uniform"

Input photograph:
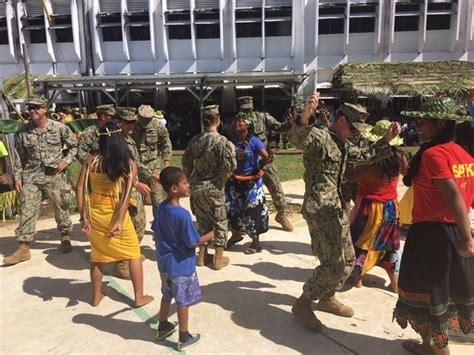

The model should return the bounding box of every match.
[4,97,78,265]
[132,105,172,208]
[232,96,293,232]
[182,105,237,270]
[77,104,115,164]
[289,93,401,332]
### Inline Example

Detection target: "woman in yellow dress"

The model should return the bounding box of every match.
[76,122,154,307]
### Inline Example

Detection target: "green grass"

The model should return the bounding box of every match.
[68,153,305,186]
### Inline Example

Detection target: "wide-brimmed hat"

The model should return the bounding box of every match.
[96,104,115,116]
[154,110,165,119]
[235,111,256,128]
[401,96,471,122]
[116,107,137,122]
[26,96,48,108]
[138,105,154,119]
[201,105,219,116]
[237,96,253,110]
[363,119,403,146]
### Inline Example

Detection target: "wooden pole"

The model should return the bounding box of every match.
[22,43,32,99]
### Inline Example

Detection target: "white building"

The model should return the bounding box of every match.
[0,0,473,110]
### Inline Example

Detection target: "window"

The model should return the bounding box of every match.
[0,17,8,45]
[195,9,219,39]
[236,7,262,38]
[265,6,291,37]
[23,17,47,43]
[125,12,150,41]
[426,2,453,31]
[50,15,73,43]
[165,10,191,40]
[318,4,345,35]
[394,2,420,32]
[349,4,376,34]
[97,13,122,42]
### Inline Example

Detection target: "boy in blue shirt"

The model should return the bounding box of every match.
[152,167,214,351]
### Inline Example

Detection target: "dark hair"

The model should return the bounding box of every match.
[160,166,186,193]
[202,112,219,128]
[98,122,132,181]
[403,120,455,186]
[456,121,474,156]
[376,147,404,180]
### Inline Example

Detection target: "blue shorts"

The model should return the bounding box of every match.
[160,272,202,307]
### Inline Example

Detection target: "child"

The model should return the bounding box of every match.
[152,167,214,351]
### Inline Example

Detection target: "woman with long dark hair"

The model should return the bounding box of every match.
[345,120,408,292]
[225,112,270,254]
[393,97,473,355]
[76,122,154,307]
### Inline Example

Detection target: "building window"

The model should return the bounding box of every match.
[23,17,47,43]
[195,9,219,39]
[236,7,261,38]
[265,6,292,37]
[165,10,191,40]
[318,4,345,35]
[0,17,8,45]
[125,12,150,41]
[50,15,73,43]
[394,3,420,32]
[349,4,376,33]
[426,2,453,31]
[97,13,122,42]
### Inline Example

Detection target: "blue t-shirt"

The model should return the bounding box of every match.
[152,203,201,277]
[234,136,265,175]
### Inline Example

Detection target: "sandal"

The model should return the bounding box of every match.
[402,340,434,354]
[226,236,244,249]
[244,246,262,254]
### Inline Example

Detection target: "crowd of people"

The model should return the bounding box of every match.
[1,91,473,353]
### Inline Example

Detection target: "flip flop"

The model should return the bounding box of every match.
[244,246,262,254]
[226,236,244,249]
[402,340,434,354]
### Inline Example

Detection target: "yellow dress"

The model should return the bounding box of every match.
[87,171,140,263]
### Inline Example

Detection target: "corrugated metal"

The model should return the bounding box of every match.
[100,0,121,13]
[235,0,262,8]
[167,0,191,10]
[195,0,219,9]
[0,3,6,18]
[127,0,149,12]
[266,0,291,6]
[26,1,44,17]
[52,0,71,15]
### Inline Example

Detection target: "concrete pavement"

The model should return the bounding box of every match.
[0,179,472,354]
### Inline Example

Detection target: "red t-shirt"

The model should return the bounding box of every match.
[412,143,474,224]
[358,175,399,203]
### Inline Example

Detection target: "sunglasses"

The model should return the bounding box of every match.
[26,105,44,112]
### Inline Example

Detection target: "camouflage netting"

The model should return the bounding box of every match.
[2,73,44,99]
[332,61,474,99]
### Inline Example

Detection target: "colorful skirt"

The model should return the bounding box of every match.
[225,176,269,238]
[393,222,474,348]
[350,198,401,275]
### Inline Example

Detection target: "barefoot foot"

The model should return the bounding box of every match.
[91,293,105,307]
[134,295,154,308]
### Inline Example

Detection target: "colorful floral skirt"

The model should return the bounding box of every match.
[350,198,401,275]
[225,176,269,238]
[393,222,474,348]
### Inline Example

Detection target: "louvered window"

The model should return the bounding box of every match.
[235,5,261,38]
[97,0,122,42]
[99,0,121,13]
[127,0,148,13]
[22,1,46,43]
[349,3,377,33]
[0,4,7,45]
[265,1,291,37]
[426,0,454,31]
[167,0,190,11]
[194,0,219,39]
[394,0,420,32]
[165,1,191,39]
[318,2,345,35]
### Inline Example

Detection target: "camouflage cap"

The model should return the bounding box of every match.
[237,96,253,110]
[96,104,115,116]
[201,105,219,116]
[138,105,155,119]
[26,96,48,108]
[154,110,165,119]
[116,107,137,122]
[338,103,369,124]
[72,107,80,113]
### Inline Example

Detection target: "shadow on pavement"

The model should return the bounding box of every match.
[234,262,310,283]
[264,240,312,256]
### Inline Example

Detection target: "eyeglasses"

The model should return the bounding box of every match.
[26,105,44,112]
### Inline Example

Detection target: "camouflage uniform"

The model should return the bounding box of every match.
[117,107,147,243]
[14,117,78,243]
[289,103,392,301]
[182,105,237,248]
[232,97,291,214]
[132,105,172,207]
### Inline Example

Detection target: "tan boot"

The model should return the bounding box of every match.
[317,291,354,317]
[197,245,213,267]
[3,243,31,266]
[291,294,323,332]
[213,247,229,270]
[275,212,294,232]
[61,235,72,254]
[114,260,131,280]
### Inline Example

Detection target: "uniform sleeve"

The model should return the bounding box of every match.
[156,122,172,162]
[77,130,92,164]
[265,113,291,133]
[217,137,237,175]
[288,125,320,151]
[422,149,454,180]
[60,124,78,164]
[13,134,24,181]
[182,144,193,177]
[180,210,201,248]
[347,138,392,166]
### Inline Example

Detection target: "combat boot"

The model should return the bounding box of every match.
[275,212,294,232]
[114,260,131,280]
[291,294,323,332]
[213,247,229,270]
[61,235,72,254]
[317,291,354,317]
[197,245,213,267]
[3,243,31,266]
